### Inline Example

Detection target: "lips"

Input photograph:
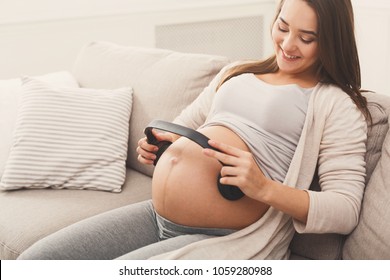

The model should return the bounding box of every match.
[280,46,301,60]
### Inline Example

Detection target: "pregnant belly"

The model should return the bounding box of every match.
[152,125,269,230]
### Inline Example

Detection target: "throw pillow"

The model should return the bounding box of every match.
[0,71,79,178]
[0,77,132,192]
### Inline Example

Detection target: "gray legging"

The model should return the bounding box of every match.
[18,200,235,260]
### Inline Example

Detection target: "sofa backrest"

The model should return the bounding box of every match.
[290,92,390,259]
[342,92,390,259]
[71,41,230,177]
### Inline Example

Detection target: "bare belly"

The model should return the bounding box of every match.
[152,125,269,230]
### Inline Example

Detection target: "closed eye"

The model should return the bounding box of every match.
[278,16,317,44]
[278,24,288,33]
[300,36,316,44]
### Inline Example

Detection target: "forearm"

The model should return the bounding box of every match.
[262,180,310,224]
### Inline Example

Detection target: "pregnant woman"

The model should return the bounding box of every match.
[19,0,370,260]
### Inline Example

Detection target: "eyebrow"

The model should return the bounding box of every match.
[279,17,318,36]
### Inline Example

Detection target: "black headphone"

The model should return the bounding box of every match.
[144,120,244,201]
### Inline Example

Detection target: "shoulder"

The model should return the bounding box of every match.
[308,83,366,135]
[313,83,360,116]
[312,84,367,134]
[315,83,352,103]
[217,60,254,77]
[216,60,259,80]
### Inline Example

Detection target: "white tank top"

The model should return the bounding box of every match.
[202,73,313,182]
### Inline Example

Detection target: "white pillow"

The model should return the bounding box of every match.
[0,77,132,192]
[0,71,79,178]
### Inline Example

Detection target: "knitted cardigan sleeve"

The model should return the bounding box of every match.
[293,87,368,234]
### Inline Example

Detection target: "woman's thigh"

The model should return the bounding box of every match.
[18,200,159,260]
[117,213,236,260]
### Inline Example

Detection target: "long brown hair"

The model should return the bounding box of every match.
[219,0,371,121]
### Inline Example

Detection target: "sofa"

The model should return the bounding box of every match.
[0,41,389,260]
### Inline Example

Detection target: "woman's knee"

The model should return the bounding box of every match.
[19,200,159,260]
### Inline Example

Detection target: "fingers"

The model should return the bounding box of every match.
[136,131,177,166]
[208,140,243,157]
[137,137,158,153]
[203,140,244,166]
[204,149,238,167]
[220,165,237,177]
[136,137,157,165]
[153,130,177,143]
[219,175,242,187]
[137,154,155,165]
[203,139,257,189]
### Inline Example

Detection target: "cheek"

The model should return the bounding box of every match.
[271,24,281,45]
[305,45,319,60]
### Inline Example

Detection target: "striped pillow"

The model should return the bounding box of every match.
[0,77,132,192]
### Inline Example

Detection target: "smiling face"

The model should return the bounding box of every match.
[271,0,319,81]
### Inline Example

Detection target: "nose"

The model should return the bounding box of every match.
[281,34,297,53]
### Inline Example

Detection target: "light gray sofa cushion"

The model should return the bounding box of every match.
[342,93,390,259]
[0,168,152,260]
[290,92,390,259]
[71,41,230,177]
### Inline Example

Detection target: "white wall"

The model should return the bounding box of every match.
[0,0,275,79]
[1,0,389,96]
[0,0,271,23]
[353,0,390,95]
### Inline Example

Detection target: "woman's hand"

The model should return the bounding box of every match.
[203,139,310,223]
[202,139,271,202]
[136,130,177,165]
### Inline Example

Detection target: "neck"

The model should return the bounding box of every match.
[257,71,318,89]
[273,70,319,88]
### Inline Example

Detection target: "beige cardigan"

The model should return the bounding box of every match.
[151,64,367,259]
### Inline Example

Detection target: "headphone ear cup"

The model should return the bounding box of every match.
[153,141,172,166]
[217,174,245,201]
[144,127,172,165]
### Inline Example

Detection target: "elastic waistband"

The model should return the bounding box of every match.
[155,211,236,239]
